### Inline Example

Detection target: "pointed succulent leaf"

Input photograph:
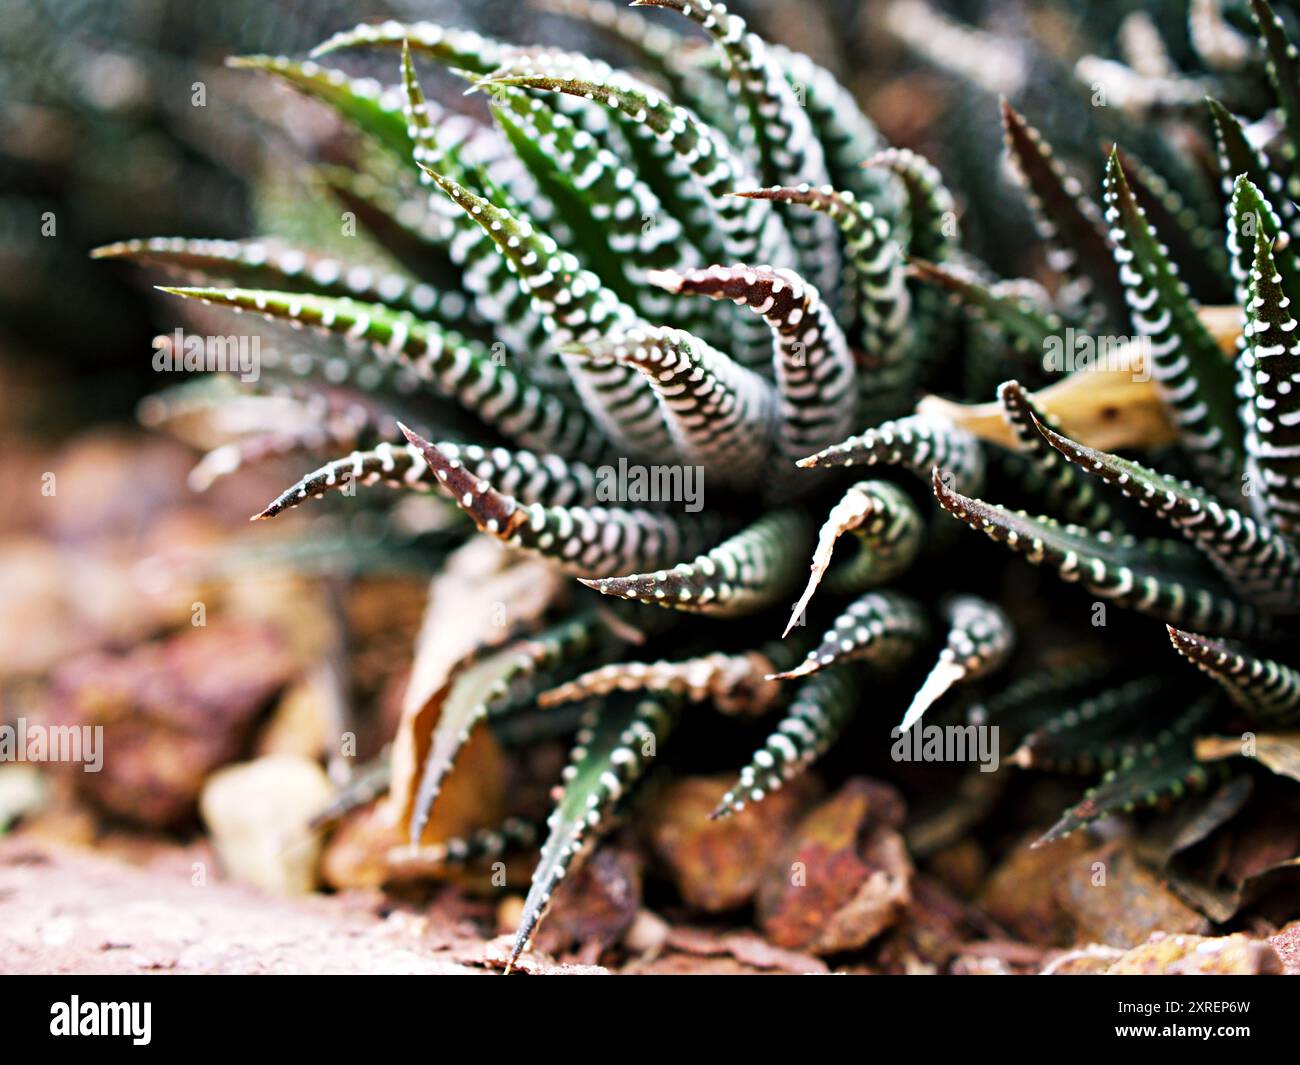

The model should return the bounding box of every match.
[999,100,1127,324]
[637,0,838,299]
[415,165,674,459]
[651,264,856,466]
[397,48,557,369]
[330,26,657,173]
[898,596,1014,733]
[227,55,413,159]
[1227,175,1300,310]
[1009,674,1167,771]
[996,380,1117,532]
[255,439,608,519]
[538,649,783,717]
[1111,144,1231,300]
[932,470,1273,640]
[1035,737,1224,847]
[581,509,813,617]
[737,185,912,415]
[540,0,741,140]
[94,237,478,333]
[1207,99,1297,252]
[1030,412,1300,613]
[1249,0,1300,200]
[865,147,958,263]
[799,413,986,497]
[711,664,863,819]
[767,44,893,210]
[580,13,890,205]
[310,20,506,74]
[480,55,792,268]
[399,426,722,577]
[773,589,929,680]
[399,42,509,196]
[510,692,680,968]
[561,325,777,481]
[398,43,554,320]
[188,418,373,494]
[1168,626,1300,724]
[634,0,827,192]
[1242,225,1300,539]
[410,611,632,843]
[784,480,923,637]
[484,82,692,321]
[156,286,610,462]
[1104,148,1244,489]
[487,92,644,312]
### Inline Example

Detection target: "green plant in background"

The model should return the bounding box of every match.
[96,0,1300,965]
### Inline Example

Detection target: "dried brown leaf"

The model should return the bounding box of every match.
[383,538,565,845]
[1197,732,1300,784]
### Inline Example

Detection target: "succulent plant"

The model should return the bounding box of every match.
[96,0,1300,966]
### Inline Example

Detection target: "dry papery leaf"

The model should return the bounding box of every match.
[322,539,568,890]
[1197,732,1300,785]
[383,537,566,848]
[1136,775,1254,869]
[917,305,1240,452]
[1163,807,1300,924]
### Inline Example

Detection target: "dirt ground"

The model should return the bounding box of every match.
[0,835,506,975]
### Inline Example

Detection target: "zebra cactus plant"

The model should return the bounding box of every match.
[95,0,1300,966]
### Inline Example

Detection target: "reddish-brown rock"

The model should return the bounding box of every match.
[978,829,1093,946]
[535,847,642,962]
[642,773,819,912]
[875,875,978,973]
[1057,845,1209,948]
[1104,932,1283,974]
[44,622,294,826]
[1270,919,1300,974]
[756,778,912,955]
